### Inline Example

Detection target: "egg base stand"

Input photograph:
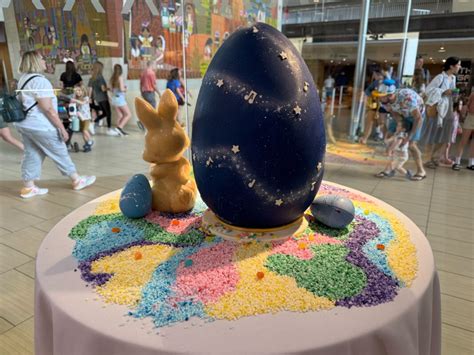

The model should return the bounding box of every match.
[201,209,308,242]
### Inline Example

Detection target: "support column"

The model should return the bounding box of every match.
[398,0,412,81]
[349,0,370,139]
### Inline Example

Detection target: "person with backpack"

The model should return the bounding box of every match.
[0,79,24,151]
[14,50,95,198]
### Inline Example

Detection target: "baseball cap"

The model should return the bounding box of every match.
[373,79,397,97]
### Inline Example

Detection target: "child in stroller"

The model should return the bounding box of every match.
[57,94,80,152]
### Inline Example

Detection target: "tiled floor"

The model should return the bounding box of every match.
[0,127,473,354]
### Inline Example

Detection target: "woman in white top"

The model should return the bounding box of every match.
[109,64,131,136]
[16,51,95,198]
[422,57,461,167]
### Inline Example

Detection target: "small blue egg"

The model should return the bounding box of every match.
[120,174,152,218]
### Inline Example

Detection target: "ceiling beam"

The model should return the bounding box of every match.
[63,0,105,12]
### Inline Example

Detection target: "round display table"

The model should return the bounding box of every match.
[35,182,441,355]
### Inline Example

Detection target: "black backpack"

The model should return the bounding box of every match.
[0,75,41,123]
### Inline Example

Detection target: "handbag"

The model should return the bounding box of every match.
[426,76,446,119]
[426,104,438,118]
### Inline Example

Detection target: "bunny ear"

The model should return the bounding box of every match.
[158,89,179,125]
[135,97,160,128]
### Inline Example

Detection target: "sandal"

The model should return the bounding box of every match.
[439,158,454,165]
[410,174,427,181]
[425,160,438,169]
[375,171,394,178]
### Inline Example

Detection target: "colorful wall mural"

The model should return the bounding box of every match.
[14,0,120,75]
[127,0,280,79]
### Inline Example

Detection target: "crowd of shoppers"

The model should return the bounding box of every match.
[0,49,197,198]
[362,56,473,179]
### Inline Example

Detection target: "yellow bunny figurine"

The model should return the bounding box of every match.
[135,89,197,213]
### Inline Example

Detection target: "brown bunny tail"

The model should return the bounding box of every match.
[158,89,179,125]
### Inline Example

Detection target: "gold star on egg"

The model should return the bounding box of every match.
[317,162,323,171]
[293,105,302,115]
[248,179,256,188]
[275,199,283,206]
[252,26,259,33]
[231,145,240,154]
[278,51,288,60]
[216,79,224,88]
[206,157,214,166]
[311,182,316,191]
[303,82,309,92]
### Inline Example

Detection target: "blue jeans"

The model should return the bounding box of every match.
[141,91,157,109]
[405,116,423,142]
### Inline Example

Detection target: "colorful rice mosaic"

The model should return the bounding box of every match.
[69,183,418,329]
[326,142,387,165]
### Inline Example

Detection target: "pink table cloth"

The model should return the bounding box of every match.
[35,184,441,355]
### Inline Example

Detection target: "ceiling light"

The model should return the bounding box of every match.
[442,59,446,63]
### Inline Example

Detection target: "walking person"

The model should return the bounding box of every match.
[140,60,161,108]
[109,64,131,136]
[71,83,93,152]
[359,71,385,144]
[16,50,95,198]
[452,90,474,171]
[59,61,82,95]
[88,61,115,135]
[166,68,186,125]
[422,57,461,167]
[375,80,427,181]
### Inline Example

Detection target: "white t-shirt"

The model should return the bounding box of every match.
[324,77,335,88]
[15,73,57,131]
[77,96,91,121]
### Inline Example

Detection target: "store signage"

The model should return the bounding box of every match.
[457,60,472,94]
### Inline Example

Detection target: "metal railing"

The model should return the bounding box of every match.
[284,0,453,25]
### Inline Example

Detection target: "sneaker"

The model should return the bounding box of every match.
[452,163,461,171]
[116,127,129,136]
[88,123,95,135]
[113,127,124,136]
[20,186,49,199]
[83,144,91,153]
[405,170,413,180]
[73,175,96,190]
[107,128,120,136]
[466,165,474,171]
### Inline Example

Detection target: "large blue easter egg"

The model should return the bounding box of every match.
[120,174,152,219]
[311,195,355,229]
[192,23,326,228]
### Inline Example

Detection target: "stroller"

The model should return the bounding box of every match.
[57,94,80,153]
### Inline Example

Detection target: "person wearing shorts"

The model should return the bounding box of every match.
[452,91,474,171]
[376,80,427,181]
